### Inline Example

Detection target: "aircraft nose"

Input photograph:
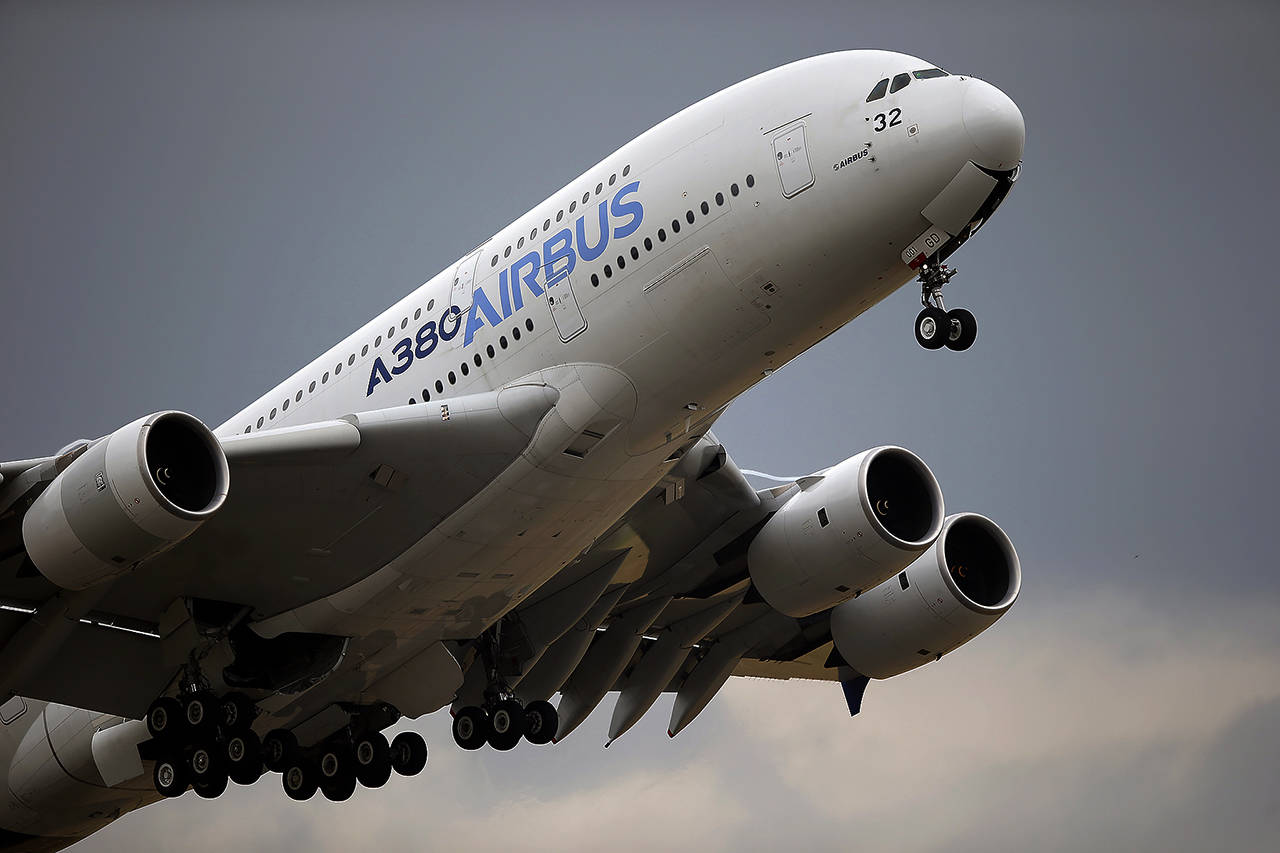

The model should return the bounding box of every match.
[962,79,1024,171]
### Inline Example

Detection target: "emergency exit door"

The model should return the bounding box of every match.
[772,122,815,198]
[543,265,587,342]
[449,249,482,312]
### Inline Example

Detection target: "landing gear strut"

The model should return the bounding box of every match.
[451,624,559,751]
[915,262,977,351]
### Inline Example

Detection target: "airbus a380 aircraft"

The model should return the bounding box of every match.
[0,50,1023,849]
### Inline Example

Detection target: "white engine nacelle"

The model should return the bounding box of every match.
[829,513,1021,679]
[22,411,229,590]
[747,446,945,618]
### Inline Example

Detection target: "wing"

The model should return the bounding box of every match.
[448,432,845,743]
[0,383,559,716]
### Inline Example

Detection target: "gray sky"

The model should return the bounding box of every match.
[2,1,1278,850]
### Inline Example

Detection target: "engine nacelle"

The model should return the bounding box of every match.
[830,512,1021,679]
[747,446,945,618]
[22,411,229,590]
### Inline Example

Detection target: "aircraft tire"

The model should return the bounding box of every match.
[262,728,297,773]
[186,741,222,786]
[451,707,489,751]
[522,700,558,745]
[282,761,318,801]
[390,731,429,775]
[226,731,263,785]
[353,733,392,788]
[153,755,188,798]
[146,697,182,741]
[194,770,229,799]
[219,692,256,732]
[915,307,949,350]
[944,308,978,351]
[487,700,525,751]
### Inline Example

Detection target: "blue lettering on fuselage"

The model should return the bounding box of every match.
[366,181,642,396]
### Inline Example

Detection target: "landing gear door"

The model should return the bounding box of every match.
[772,122,815,198]
[449,249,483,312]
[543,263,587,343]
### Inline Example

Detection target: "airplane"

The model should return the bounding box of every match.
[0,49,1024,850]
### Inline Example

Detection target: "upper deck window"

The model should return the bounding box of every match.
[913,68,948,80]
[866,78,889,102]
[890,73,911,94]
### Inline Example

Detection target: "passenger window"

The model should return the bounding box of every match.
[913,68,948,80]
[866,78,889,102]
[890,73,911,94]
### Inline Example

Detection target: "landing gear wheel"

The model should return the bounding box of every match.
[262,729,297,773]
[219,692,255,732]
[522,700,558,745]
[487,700,525,751]
[451,707,489,751]
[944,307,977,351]
[186,742,222,786]
[153,755,188,798]
[194,770,228,799]
[353,734,392,788]
[321,771,357,802]
[316,741,354,797]
[282,761,318,801]
[390,731,428,775]
[225,731,263,785]
[182,692,215,733]
[915,307,949,350]
[146,697,182,741]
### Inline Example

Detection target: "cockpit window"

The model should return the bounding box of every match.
[890,73,911,94]
[866,78,889,102]
[913,68,948,80]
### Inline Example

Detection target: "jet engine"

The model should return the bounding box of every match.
[22,411,229,590]
[829,513,1021,678]
[747,446,945,617]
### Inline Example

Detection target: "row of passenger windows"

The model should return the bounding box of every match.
[587,174,754,287]
[865,67,949,102]
[244,168,758,432]
[407,317,536,405]
[491,164,633,267]
[243,299,443,431]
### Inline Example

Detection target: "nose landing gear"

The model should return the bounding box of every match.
[915,263,977,351]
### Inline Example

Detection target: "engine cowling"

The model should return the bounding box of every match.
[22,411,229,590]
[829,512,1021,679]
[747,446,945,618]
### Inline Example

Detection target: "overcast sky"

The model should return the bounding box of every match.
[2,1,1278,850]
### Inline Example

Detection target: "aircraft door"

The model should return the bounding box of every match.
[772,122,815,198]
[449,249,482,312]
[543,263,587,343]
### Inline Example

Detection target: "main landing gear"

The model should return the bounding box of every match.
[146,690,264,799]
[272,727,427,803]
[451,625,559,751]
[145,687,428,803]
[914,262,977,352]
